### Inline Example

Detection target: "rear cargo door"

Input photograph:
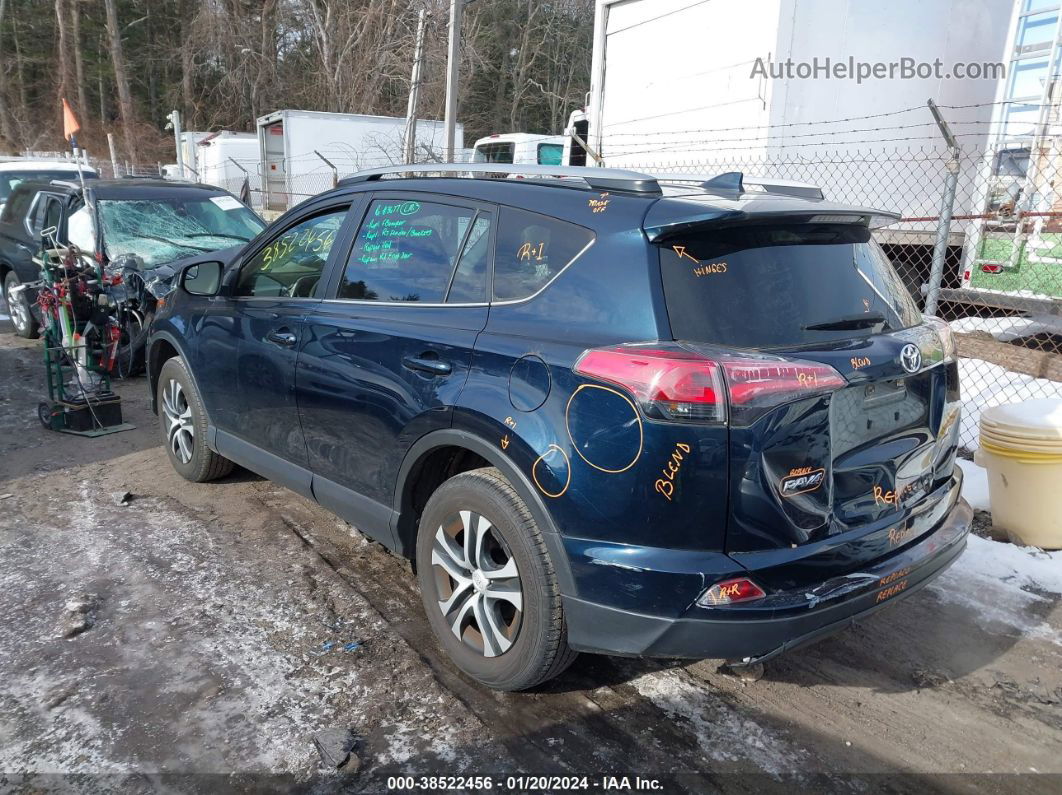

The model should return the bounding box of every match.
[263,121,286,211]
[657,221,962,586]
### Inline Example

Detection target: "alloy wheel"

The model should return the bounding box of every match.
[161,378,194,464]
[431,510,523,658]
[6,283,29,333]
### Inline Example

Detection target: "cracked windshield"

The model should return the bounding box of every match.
[99,195,265,266]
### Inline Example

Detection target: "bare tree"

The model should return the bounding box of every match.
[71,0,88,117]
[0,0,12,148]
[54,0,74,134]
[0,0,593,162]
[103,0,137,160]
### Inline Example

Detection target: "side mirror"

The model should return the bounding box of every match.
[181,261,224,296]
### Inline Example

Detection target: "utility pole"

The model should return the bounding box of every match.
[403,8,428,164]
[166,109,185,179]
[443,0,463,162]
[925,98,959,317]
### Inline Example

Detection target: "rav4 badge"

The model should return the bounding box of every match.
[779,467,826,497]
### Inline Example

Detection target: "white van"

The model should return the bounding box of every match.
[472,133,566,167]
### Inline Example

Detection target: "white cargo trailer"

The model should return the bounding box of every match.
[196,131,261,201]
[256,110,462,210]
[586,0,1014,230]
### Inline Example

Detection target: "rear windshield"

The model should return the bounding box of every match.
[659,223,920,349]
[473,142,515,164]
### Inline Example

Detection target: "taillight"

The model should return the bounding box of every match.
[697,577,766,607]
[574,347,726,422]
[720,360,845,409]
[573,343,846,425]
[981,263,1003,274]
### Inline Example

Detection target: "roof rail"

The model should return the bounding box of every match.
[338,162,662,195]
[656,171,824,200]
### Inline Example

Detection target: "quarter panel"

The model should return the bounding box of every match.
[455,333,730,553]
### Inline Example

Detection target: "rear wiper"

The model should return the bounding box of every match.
[803,312,886,331]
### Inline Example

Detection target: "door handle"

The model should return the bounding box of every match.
[403,354,452,376]
[266,328,297,347]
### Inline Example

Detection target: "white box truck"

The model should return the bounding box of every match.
[585,0,1013,233]
[256,110,462,210]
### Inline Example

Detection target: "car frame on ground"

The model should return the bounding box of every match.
[0,177,264,375]
[147,163,972,691]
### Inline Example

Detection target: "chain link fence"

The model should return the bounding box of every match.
[193,142,1062,451]
[614,144,1061,453]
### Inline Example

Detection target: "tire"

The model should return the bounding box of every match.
[157,356,234,482]
[114,309,149,378]
[4,270,40,339]
[416,467,577,691]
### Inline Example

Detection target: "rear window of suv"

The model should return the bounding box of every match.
[658,223,920,349]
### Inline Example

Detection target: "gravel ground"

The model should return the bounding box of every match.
[0,325,1060,794]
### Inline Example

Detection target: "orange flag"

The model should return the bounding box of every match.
[62,98,81,141]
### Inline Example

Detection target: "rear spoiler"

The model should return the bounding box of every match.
[658,171,826,201]
[643,199,900,243]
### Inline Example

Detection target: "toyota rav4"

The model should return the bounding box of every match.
[147,164,971,691]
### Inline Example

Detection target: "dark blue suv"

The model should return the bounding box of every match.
[148,164,972,691]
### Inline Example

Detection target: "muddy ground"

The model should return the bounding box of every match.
[0,325,1060,794]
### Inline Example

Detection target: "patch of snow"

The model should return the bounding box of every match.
[957,358,1062,448]
[956,458,990,512]
[629,669,807,776]
[932,535,1062,645]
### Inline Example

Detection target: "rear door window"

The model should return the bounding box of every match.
[473,143,515,164]
[339,199,479,303]
[2,187,34,223]
[493,207,594,301]
[659,223,920,349]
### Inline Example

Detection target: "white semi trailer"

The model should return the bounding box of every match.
[585,0,1014,231]
[256,110,463,210]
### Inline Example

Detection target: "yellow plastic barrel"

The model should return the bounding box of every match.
[974,399,1062,549]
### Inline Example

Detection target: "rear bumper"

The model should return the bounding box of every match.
[564,497,972,660]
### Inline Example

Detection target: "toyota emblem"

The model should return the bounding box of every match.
[899,343,922,373]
